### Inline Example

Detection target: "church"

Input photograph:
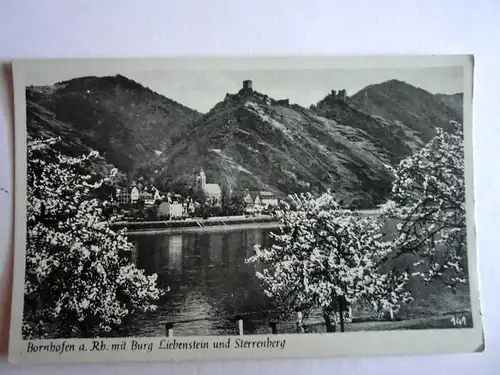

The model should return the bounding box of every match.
[195,168,222,206]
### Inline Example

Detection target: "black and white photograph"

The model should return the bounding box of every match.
[9,56,483,363]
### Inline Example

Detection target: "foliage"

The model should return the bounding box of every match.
[196,204,223,219]
[144,205,159,221]
[23,138,165,339]
[224,195,246,216]
[221,180,232,209]
[380,121,467,287]
[246,191,412,329]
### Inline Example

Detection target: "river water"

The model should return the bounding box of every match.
[124,226,285,337]
[121,222,472,337]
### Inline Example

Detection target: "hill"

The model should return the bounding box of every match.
[311,91,422,163]
[347,79,462,145]
[435,93,464,115]
[26,75,202,178]
[310,81,463,167]
[155,86,395,208]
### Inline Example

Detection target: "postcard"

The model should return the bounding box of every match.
[8,55,483,364]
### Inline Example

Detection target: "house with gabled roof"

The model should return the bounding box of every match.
[258,191,279,207]
[242,190,280,211]
[116,188,131,205]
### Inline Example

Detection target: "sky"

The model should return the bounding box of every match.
[27,66,464,113]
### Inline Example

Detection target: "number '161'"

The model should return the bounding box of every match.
[450,316,467,326]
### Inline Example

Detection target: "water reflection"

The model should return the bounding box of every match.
[168,235,183,272]
[131,242,138,266]
[125,227,278,337]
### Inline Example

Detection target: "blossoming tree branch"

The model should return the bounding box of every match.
[246,192,413,331]
[380,121,467,287]
[247,121,466,331]
[24,138,165,339]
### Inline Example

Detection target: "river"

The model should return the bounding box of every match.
[121,221,472,337]
[124,226,283,337]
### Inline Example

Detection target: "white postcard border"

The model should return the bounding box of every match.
[9,55,483,364]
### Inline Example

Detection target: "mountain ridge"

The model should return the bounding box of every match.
[348,79,462,143]
[26,75,463,208]
[27,74,203,178]
[155,86,397,207]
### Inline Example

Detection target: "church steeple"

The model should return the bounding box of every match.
[196,167,206,191]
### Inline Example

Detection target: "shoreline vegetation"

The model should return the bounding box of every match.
[110,210,382,235]
[110,215,282,235]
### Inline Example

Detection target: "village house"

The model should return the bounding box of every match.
[259,191,279,207]
[242,191,280,213]
[160,192,172,203]
[130,186,139,203]
[139,190,153,203]
[142,187,162,205]
[115,184,162,206]
[115,188,131,205]
[153,187,162,201]
[242,193,254,207]
[181,197,195,216]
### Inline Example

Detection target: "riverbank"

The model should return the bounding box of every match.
[111,209,383,233]
[126,221,283,236]
[110,215,282,235]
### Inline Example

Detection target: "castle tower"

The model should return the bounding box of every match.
[243,80,253,91]
[196,167,206,192]
[338,89,347,101]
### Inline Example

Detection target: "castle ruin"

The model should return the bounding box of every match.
[243,80,253,91]
[330,89,347,101]
[338,89,347,101]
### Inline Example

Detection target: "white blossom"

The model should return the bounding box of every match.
[23,139,166,339]
[246,191,412,328]
[380,121,467,287]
